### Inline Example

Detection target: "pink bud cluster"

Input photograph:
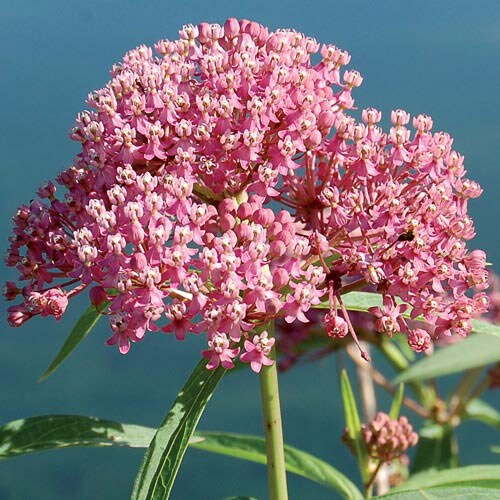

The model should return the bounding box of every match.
[5,18,489,372]
[361,412,418,462]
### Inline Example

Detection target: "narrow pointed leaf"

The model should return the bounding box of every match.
[390,465,500,492]
[0,415,156,458]
[192,431,363,499]
[223,497,258,500]
[411,424,457,473]
[0,414,362,498]
[464,399,500,429]
[132,359,225,500]
[340,370,369,483]
[394,334,500,383]
[376,486,500,499]
[389,384,405,420]
[39,302,108,382]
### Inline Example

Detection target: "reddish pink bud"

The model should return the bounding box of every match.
[276,211,293,224]
[276,230,292,246]
[90,286,107,307]
[218,198,237,215]
[304,130,322,149]
[4,281,20,301]
[273,268,290,289]
[265,297,283,315]
[8,305,32,327]
[220,213,236,231]
[237,202,253,219]
[318,110,335,130]
[131,253,148,271]
[254,208,275,226]
[242,20,261,39]
[197,22,211,43]
[270,240,287,258]
[224,18,240,38]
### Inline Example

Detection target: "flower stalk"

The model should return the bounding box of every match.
[259,322,288,500]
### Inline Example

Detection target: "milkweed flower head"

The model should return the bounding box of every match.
[361,412,418,462]
[5,18,488,372]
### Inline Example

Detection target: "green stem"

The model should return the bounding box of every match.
[448,367,485,421]
[377,339,434,408]
[259,322,288,500]
[364,460,383,497]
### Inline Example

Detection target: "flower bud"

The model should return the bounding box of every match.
[90,286,108,307]
[273,268,290,289]
[361,412,418,462]
[224,18,240,38]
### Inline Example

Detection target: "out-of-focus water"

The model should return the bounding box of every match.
[1,1,499,499]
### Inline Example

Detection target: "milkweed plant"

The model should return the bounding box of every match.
[3,18,500,500]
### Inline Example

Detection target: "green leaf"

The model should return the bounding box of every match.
[390,465,500,492]
[390,384,405,420]
[0,414,362,499]
[394,333,500,383]
[411,424,457,474]
[340,370,369,483]
[39,302,108,382]
[0,415,156,458]
[376,486,500,499]
[316,291,382,312]
[470,319,500,338]
[132,359,225,500]
[192,431,363,500]
[491,446,500,454]
[223,497,258,500]
[464,399,500,429]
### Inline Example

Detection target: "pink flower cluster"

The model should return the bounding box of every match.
[361,412,418,462]
[5,18,489,372]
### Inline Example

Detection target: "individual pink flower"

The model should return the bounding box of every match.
[369,297,408,337]
[407,328,431,352]
[240,331,275,373]
[324,313,349,339]
[202,333,240,370]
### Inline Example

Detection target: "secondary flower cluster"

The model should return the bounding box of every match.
[5,18,489,372]
[361,412,418,462]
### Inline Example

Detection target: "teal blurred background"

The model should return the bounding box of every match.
[1,1,499,498]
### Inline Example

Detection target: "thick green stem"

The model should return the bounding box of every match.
[259,323,288,500]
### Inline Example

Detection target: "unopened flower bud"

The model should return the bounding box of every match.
[362,412,418,462]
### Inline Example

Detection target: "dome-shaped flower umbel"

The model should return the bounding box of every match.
[361,412,418,462]
[5,18,488,372]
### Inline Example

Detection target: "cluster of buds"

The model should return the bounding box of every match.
[361,412,418,462]
[5,18,489,372]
